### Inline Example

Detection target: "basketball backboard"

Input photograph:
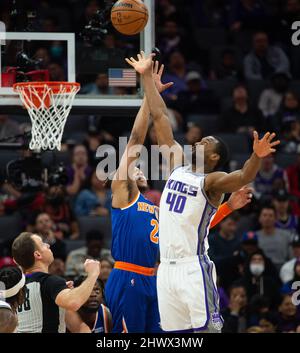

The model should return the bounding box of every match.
[0,0,154,115]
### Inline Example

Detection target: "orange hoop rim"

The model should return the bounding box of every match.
[13,81,80,94]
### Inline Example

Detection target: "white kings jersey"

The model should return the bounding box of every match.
[159,165,218,259]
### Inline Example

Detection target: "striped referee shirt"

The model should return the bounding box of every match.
[17,272,67,333]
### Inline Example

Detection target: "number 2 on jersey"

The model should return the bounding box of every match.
[166,192,187,214]
[150,219,159,244]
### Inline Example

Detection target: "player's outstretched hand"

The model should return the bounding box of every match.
[153,61,174,93]
[253,131,280,158]
[227,186,253,210]
[125,51,155,75]
[84,259,101,277]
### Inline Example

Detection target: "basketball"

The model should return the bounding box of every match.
[111,0,149,36]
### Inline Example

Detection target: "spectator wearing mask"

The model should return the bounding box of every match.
[221,284,249,333]
[243,31,290,80]
[66,144,93,196]
[44,185,79,239]
[272,189,299,235]
[258,73,290,118]
[239,251,281,309]
[75,170,111,217]
[277,294,300,332]
[280,234,300,283]
[281,259,300,294]
[220,84,263,134]
[256,206,292,270]
[65,230,112,278]
[209,214,241,269]
[254,154,289,201]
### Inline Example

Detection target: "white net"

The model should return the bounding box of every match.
[14,83,80,151]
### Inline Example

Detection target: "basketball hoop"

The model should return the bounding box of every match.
[13,81,80,151]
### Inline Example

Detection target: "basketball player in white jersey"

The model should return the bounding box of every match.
[126,52,280,333]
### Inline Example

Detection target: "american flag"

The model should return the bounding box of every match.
[108,68,137,87]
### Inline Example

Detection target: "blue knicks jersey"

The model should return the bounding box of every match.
[111,192,159,267]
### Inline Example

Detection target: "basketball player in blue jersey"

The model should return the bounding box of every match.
[127,52,280,333]
[66,277,112,333]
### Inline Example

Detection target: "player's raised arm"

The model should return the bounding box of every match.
[112,56,173,208]
[205,131,280,199]
[126,52,184,171]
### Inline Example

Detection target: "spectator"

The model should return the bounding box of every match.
[243,32,290,80]
[229,0,268,32]
[210,48,243,81]
[274,91,300,133]
[239,251,281,309]
[0,115,21,142]
[158,20,187,57]
[162,51,188,101]
[74,170,111,217]
[81,73,113,95]
[185,124,203,146]
[209,214,241,269]
[258,312,278,333]
[258,73,290,118]
[34,48,51,69]
[221,284,249,333]
[99,257,113,285]
[272,189,299,235]
[280,234,300,284]
[281,259,300,293]
[44,185,79,239]
[256,206,292,270]
[286,152,300,216]
[220,84,263,134]
[172,71,220,117]
[281,121,300,153]
[277,294,300,332]
[49,258,66,277]
[47,62,66,81]
[254,154,289,201]
[66,144,93,196]
[33,212,67,261]
[65,230,112,278]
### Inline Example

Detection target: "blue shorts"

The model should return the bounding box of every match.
[105,268,162,333]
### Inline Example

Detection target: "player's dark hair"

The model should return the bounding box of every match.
[212,136,229,171]
[12,232,37,270]
[86,230,104,243]
[0,267,25,309]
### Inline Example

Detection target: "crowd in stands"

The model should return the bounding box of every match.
[1,0,300,333]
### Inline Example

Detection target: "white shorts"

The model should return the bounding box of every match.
[157,255,223,333]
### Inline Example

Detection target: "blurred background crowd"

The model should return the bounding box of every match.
[1,0,300,333]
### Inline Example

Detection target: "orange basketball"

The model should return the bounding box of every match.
[111,0,149,36]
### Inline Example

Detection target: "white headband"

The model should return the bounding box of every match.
[0,274,26,299]
[0,299,12,311]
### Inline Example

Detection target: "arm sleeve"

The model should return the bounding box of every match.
[210,202,233,229]
[44,275,68,301]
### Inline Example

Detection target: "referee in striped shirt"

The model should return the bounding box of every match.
[12,232,101,333]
